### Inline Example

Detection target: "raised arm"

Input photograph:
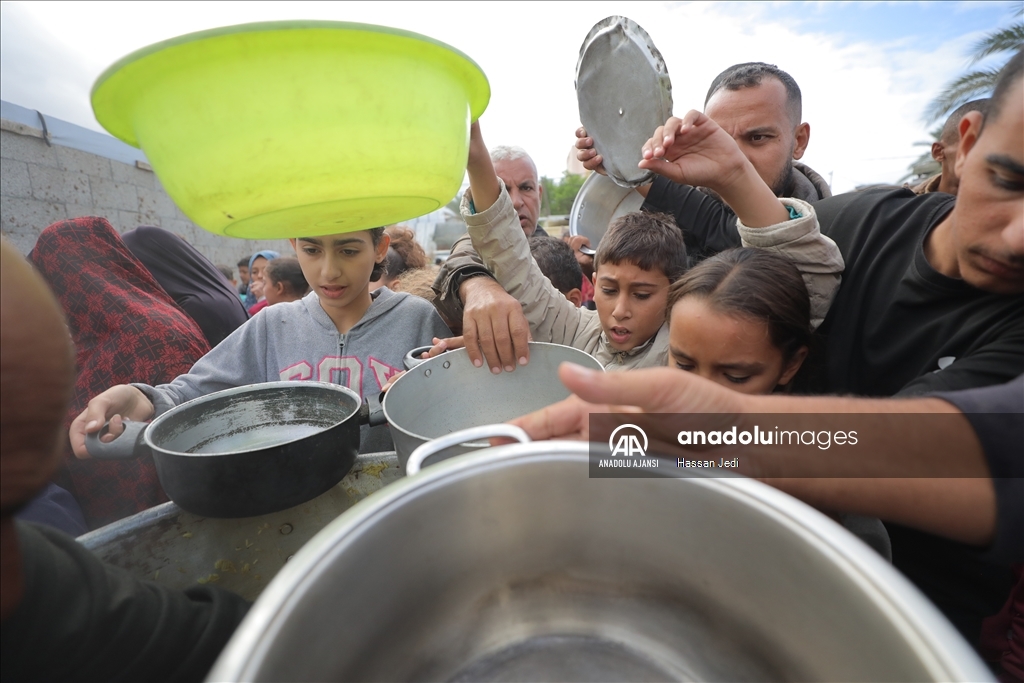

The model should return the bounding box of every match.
[638,111,790,228]
[462,123,586,350]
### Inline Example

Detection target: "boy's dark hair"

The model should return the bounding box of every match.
[237,256,251,269]
[595,212,687,283]
[529,234,583,293]
[216,264,234,282]
[667,248,810,362]
[265,257,309,296]
[369,226,387,282]
[984,49,1023,132]
[705,62,802,124]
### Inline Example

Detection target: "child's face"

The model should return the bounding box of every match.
[250,257,268,284]
[667,297,806,394]
[593,261,670,352]
[290,232,388,314]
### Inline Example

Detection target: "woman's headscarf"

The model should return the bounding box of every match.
[122,225,250,347]
[243,250,280,308]
[29,217,210,529]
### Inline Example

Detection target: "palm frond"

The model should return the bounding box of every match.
[898,150,940,184]
[925,67,1002,123]
[968,23,1024,65]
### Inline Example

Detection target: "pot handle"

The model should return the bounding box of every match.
[406,424,531,475]
[84,419,147,460]
[358,393,387,428]
[403,345,435,370]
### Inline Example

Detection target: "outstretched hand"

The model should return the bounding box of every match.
[638,111,790,228]
[69,385,155,459]
[637,110,749,191]
[507,363,744,442]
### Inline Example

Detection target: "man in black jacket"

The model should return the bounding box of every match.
[576,62,831,260]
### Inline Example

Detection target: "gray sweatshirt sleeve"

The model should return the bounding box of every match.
[132,313,273,416]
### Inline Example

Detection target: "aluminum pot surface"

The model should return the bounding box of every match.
[85,381,367,518]
[208,437,990,683]
[569,172,646,256]
[383,342,603,470]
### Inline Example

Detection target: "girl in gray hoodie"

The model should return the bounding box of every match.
[71,228,451,454]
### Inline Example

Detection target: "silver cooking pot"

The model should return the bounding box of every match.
[383,342,603,470]
[208,430,989,682]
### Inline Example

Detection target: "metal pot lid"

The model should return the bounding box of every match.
[576,16,672,189]
[569,172,646,254]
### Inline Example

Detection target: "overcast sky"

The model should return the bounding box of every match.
[1,1,1015,193]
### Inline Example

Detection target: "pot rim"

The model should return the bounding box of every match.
[209,441,990,683]
[144,380,362,458]
[381,342,603,446]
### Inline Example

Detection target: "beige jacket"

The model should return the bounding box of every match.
[462,187,843,371]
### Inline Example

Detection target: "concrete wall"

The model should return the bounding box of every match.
[1,124,292,276]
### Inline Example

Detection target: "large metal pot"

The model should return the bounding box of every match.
[383,342,603,470]
[209,433,990,682]
[85,381,382,518]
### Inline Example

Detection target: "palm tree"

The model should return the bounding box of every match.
[924,7,1023,123]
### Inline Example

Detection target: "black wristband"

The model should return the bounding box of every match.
[452,268,495,301]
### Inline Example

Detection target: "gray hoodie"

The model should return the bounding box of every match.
[135,288,451,452]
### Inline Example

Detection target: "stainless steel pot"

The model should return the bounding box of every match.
[382,342,603,470]
[85,381,382,518]
[209,430,990,682]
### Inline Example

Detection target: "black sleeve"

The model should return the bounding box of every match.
[935,375,1024,563]
[641,176,742,260]
[1,522,251,683]
[896,325,1024,396]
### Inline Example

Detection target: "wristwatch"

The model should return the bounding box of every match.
[452,268,495,303]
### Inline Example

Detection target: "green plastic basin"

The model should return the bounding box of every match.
[91,21,489,239]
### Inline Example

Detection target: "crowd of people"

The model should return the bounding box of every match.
[1,48,1021,682]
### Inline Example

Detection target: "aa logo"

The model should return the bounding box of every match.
[609,424,648,458]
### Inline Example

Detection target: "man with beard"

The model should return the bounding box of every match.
[577,62,831,261]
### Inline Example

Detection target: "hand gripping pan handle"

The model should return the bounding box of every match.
[85,419,148,460]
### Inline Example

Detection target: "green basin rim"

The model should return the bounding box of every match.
[91,19,491,144]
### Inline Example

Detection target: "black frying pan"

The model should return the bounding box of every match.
[85,381,385,518]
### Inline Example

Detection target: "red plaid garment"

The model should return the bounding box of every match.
[29,217,210,529]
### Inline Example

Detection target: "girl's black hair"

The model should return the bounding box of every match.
[666,247,811,363]
[369,227,386,282]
